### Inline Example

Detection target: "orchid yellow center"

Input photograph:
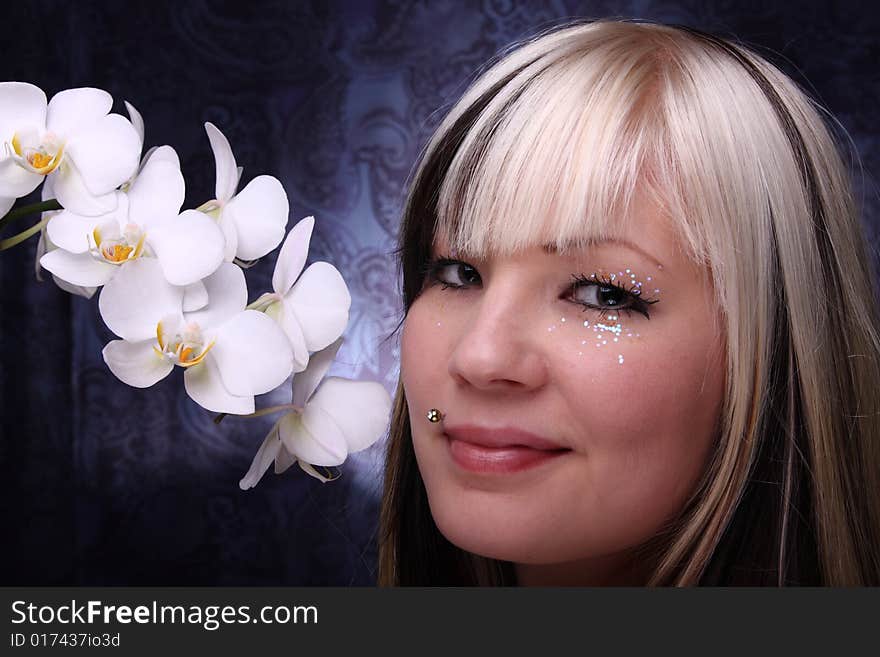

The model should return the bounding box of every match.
[154,320,216,367]
[103,244,134,262]
[90,224,146,265]
[11,131,65,175]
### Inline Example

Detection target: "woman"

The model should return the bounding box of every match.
[378,18,880,585]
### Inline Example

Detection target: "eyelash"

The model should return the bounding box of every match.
[420,255,658,320]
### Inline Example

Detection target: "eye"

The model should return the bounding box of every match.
[422,256,481,289]
[566,274,658,319]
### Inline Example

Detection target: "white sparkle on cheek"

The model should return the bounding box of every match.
[560,317,566,323]
[618,354,624,365]
[581,340,587,345]
[436,321,441,327]
[583,320,589,327]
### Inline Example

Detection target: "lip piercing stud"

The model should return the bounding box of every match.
[426,408,443,423]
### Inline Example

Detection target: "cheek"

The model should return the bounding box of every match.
[556,316,724,520]
[400,297,450,408]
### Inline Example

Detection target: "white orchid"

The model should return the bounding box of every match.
[39,142,224,290]
[200,122,289,262]
[239,336,392,489]
[0,82,141,216]
[35,176,97,298]
[100,259,294,414]
[3,82,377,492]
[249,215,351,372]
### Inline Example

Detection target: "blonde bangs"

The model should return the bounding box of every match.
[434,28,672,258]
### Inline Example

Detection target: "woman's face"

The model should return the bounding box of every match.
[400,193,726,584]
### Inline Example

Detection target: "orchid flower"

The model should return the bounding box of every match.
[0,194,12,217]
[249,215,351,372]
[200,122,288,262]
[39,140,224,291]
[0,82,141,216]
[239,337,392,489]
[35,176,97,298]
[100,259,294,414]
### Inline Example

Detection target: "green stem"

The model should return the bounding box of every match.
[240,403,304,419]
[0,217,47,251]
[0,199,61,234]
[212,403,304,425]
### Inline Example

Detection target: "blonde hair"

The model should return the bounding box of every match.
[379,18,880,585]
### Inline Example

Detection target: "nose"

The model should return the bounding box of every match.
[446,280,549,392]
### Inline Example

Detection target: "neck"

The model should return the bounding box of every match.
[513,550,649,587]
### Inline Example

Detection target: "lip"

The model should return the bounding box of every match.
[443,424,571,474]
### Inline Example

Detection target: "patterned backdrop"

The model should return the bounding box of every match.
[1,1,877,584]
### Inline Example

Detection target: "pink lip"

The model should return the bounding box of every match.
[443,424,570,474]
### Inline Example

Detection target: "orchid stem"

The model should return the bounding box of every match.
[0,216,48,251]
[241,404,304,419]
[212,404,304,425]
[0,199,61,234]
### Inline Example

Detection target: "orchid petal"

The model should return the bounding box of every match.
[292,336,343,408]
[40,172,55,202]
[95,216,122,242]
[274,442,297,474]
[46,209,102,254]
[183,354,255,415]
[0,82,47,143]
[0,196,13,217]
[98,258,184,341]
[218,211,238,262]
[286,261,351,351]
[308,377,391,453]
[127,145,184,230]
[275,301,309,373]
[0,157,42,198]
[51,159,118,216]
[102,338,173,388]
[183,261,247,329]
[205,122,238,202]
[39,249,116,287]
[224,175,288,261]
[272,215,314,296]
[283,405,348,466]
[65,113,141,196]
[211,310,293,397]
[124,101,145,148]
[149,209,225,286]
[52,274,97,299]
[46,87,112,137]
[240,423,284,490]
[182,280,209,312]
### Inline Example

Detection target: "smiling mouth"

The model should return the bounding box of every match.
[445,436,571,474]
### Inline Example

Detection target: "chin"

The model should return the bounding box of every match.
[425,491,593,565]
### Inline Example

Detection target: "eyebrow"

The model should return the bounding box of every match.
[542,238,663,269]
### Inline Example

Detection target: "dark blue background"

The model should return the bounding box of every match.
[1,1,877,584]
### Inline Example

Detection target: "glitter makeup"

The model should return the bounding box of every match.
[420,255,662,365]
